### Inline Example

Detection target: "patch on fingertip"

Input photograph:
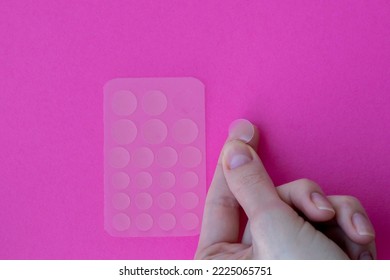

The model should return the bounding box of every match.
[228,119,254,143]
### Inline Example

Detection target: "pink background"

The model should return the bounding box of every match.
[0,0,389,259]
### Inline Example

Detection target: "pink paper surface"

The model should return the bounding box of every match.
[0,0,389,259]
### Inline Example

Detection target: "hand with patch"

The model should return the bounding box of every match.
[195,119,376,259]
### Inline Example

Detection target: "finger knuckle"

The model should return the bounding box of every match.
[340,195,361,208]
[297,178,319,190]
[238,172,268,189]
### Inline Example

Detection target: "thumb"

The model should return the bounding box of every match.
[221,139,283,220]
[222,140,305,258]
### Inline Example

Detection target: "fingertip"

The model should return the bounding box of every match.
[302,203,335,223]
[352,212,376,239]
[310,192,336,216]
[328,196,376,245]
[276,180,335,223]
[228,119,259,149]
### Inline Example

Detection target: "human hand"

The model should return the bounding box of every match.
[195,119,376,259]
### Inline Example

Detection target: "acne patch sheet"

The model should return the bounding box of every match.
[104,77,206,237]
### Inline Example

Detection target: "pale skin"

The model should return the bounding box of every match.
[195,119,376,259]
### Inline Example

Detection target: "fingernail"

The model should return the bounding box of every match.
[359,251,373,260]
[228,119,255,143]
[225,144,253,169]
[310,192,335,213]
[352,212,375,237]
